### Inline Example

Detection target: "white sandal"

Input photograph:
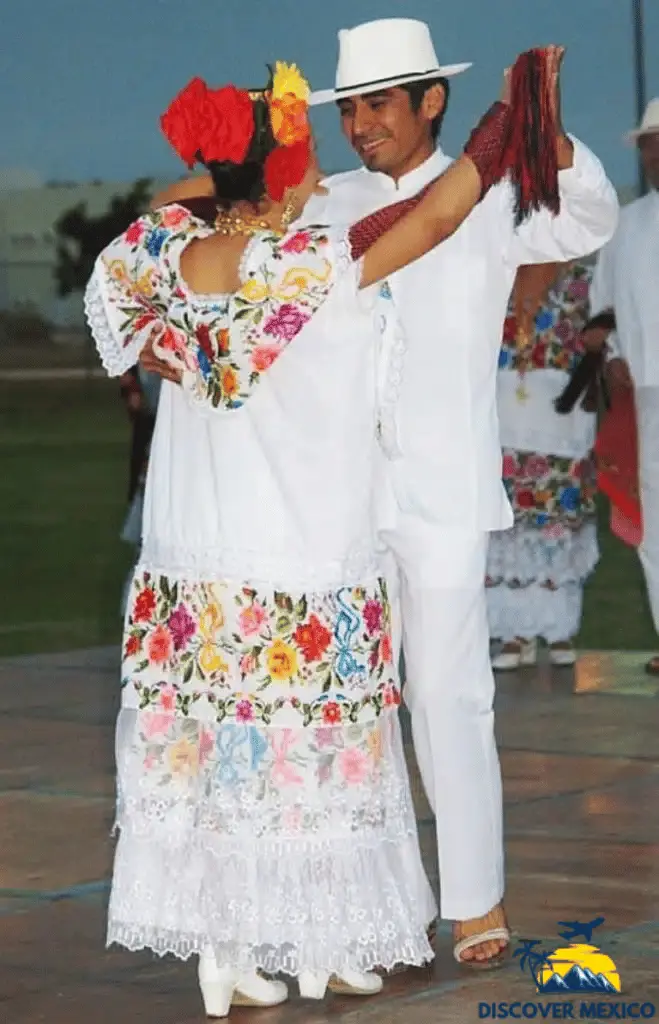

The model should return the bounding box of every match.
[453,927,511,970]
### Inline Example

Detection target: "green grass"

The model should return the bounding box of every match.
[578,503,656,650]
[0,379,132,657]
[0,379,655,657]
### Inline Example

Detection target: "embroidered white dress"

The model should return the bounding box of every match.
[486,263,600,643]
[84,204,436,974]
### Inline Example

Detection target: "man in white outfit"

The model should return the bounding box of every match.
[589,98,659,675]
[145,20,619,965]
[303,20,618,966]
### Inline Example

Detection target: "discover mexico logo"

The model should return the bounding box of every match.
[478,918,655,1020]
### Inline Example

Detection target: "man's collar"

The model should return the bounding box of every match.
[359,146,452,193]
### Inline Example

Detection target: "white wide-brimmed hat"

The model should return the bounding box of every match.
[625,97,659,141]
[309,18,471,107]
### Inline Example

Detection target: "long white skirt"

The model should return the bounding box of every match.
[486,521,599,643]
[108,570,436,975]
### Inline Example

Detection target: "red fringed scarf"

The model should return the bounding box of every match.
[497,49,560,225]
[594,388,643,547]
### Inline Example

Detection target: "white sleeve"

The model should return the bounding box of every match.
[84,206,207,376]
[504,136,619,267]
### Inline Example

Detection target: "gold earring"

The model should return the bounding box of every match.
[280,198,296,231]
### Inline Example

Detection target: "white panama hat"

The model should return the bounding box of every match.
[309,18,471,107]
[625,97,659,142]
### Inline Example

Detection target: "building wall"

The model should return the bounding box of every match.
[0,177,638,328]
[0,178,173,326]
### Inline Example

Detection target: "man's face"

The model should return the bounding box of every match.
[337,85,445,181]
[639,131,659,190]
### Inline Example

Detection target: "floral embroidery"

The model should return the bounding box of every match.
[97,207,338,411]
[128,712,398,831]
[498,262,593,373]
[502,448,596,528]
[123,574,398,726]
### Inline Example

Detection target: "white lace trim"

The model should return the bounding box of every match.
[107,832,436,972]
[83,269,139,377]
[487,580,584,643]
[486,521,599,587]
[138,537,382,591]
[376,285,407,461]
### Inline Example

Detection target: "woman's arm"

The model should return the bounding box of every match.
[150,174,214,210]
[359,154,483,288]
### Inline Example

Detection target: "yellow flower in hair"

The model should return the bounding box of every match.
[271,62,310,103]
[269,61,311,146]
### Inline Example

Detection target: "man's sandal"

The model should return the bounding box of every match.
[453,927,511,970]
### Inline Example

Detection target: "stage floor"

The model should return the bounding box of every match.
[1,646,658,1022]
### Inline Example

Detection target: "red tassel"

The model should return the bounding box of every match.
[498,49,560,224]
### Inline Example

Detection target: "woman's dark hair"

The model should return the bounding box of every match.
[402,76,450,143]
[203,95,278,210]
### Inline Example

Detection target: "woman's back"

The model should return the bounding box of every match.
[90,205,381,588]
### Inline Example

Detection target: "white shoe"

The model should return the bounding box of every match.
[298,968,383,999]
[492,638,537,671]
[198,953,288,1018]
[549,643,577,667]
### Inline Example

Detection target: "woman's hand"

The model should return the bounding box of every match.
[140,336,182,384]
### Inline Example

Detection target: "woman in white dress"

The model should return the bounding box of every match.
[487,261,600,669]
[85,55,561,1017]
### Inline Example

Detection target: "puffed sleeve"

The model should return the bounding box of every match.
[83,205,211,376]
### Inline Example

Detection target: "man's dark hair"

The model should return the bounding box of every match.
[401,76,450,143]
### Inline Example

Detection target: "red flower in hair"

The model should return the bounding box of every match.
[264,140,311,201]
[197,85,255,165]
[161,78,255,168]
[161,77,209,168]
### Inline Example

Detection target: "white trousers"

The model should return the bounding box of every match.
[379,512,504,921]
[636,387,659,634]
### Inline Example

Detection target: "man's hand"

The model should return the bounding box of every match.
[140,337,182,384]
[546,44,574,170]
[500,66,512,105]
[605,358,632,391]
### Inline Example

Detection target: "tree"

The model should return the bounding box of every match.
[54,177,153,297]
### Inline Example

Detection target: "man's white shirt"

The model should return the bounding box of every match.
[303,140,619,530]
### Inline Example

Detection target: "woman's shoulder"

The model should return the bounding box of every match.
[110,204,214,268]
[243,224,339,267]
[239,225,348,301]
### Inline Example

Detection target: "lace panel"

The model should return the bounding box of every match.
[375,281,407,461]
[83,271,139,377]
[486,520,599,587]
[107,706,436,972]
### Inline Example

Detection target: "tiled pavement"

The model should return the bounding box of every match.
[2,646,659,1022]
